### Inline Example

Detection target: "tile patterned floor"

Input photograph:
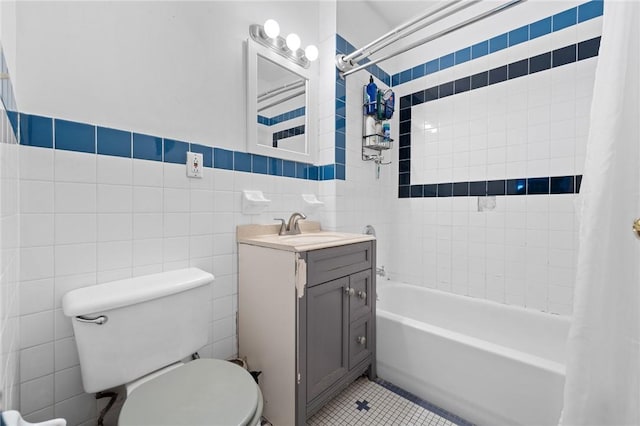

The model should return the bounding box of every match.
[306,377,473,426]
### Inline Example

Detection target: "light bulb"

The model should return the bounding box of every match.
[304,45,319,61]
[263,19,280,38]
[286,33,301,51]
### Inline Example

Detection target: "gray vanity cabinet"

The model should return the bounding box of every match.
[238,237,376,426]
[300,241,376,421]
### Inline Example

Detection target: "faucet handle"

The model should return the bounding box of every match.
[274,218,286,235]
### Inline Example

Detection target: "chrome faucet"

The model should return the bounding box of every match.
[275,212,307,235]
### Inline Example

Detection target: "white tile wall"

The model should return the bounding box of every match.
[1,103,20,412]
[16,146,324,422]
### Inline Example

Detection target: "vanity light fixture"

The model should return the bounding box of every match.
[249,20,317,69]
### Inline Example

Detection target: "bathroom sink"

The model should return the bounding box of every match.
[236,224,375,252]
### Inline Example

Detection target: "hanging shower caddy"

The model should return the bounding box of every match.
[362,76,394,178]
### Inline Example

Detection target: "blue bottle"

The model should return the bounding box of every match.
[365,76,377,115]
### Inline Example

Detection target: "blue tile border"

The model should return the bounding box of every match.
[390,0,603,87]
[376,379,476,426]
[14,113,326,181]
[257,106,306,126]
[397,36,600,199]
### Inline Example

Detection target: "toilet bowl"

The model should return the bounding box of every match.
[61,268,263,425]
[119,359,263,426]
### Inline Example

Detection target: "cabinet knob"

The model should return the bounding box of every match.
[357,290,367,300]
[345,287,355,296]
[356,336,366,345]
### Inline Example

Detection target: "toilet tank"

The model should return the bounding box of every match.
[62,268,214,394]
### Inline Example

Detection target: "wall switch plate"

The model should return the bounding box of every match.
[186,151,203,178]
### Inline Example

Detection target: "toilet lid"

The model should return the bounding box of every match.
[119,359,260,426]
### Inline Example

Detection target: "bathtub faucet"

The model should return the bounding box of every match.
[376,265,386,277]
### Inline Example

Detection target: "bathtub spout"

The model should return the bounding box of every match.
[376,266,386,277]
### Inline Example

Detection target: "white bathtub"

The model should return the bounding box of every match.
[376,280,570,426]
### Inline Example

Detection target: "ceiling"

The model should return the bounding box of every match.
[363,0,441,29]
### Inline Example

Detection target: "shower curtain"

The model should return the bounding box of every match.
[560,1,640,425]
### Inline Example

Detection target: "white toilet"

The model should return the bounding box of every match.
[62,268,263,426]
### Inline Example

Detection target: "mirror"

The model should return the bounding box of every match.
[246,38,317,164]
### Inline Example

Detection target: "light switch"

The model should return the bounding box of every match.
[186,152,203,178]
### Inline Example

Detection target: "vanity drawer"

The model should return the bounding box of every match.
[307,242,373,287]
[349,316,371,369]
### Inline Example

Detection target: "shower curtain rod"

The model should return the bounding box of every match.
[336,0,464,70]
[339,0,526,78]
[258,80,305,102]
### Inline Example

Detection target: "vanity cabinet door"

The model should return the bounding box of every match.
[306,276,349,401]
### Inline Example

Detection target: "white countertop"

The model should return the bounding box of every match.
[237,222,375,252]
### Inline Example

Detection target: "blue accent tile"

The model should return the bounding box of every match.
[335,99,346,118]
[233,151,251,172]
[398,160,410,173]
[55,119,95,153]
[471,41,489,59]
[489,66,508,85]
[335,117,345,133]
[336,164,345,180]
[335,147,346,165]
[400,95,412,110]
[283,160,296,178]
[189,143,213,168]
[508,59,529,80]
[269,157,283,176]
[578,0,603,23]
[530,17,552,39]
[410,185,423,197]
[308,165,319,181]
[489,33,508,53]
[133,133,163,161]
[553,8,577,32]
[252,154,268,174]
[439,53,455,70]
[322,164,335,180]
[454,77,470,94]
[508,26,529,47]
[507,178,526,195]
[398,186,410,198]
[335,132,346,149]
[411,90,425,106]
[399,173,410,186]
[553,44,577,67]
[530,52,552,74]
[469,181,487,196]
[97,127,131,158]
[425,59,439,75]
[213,148,233,170]
[576,175,583,193]
[399,69,412,85]
[336,36,347,54]
[392,73,400,87]
[487,180,506,195]
[164,139,189,164]
[551,176,574,194]
[400,109,411,123]
[399,147,411,161]
[453,182,469,196]
[412,64,425,80]
[454,47,471,65]
[399,121,411,136]
[425,87,438,102]
[528,177,550,194]
[578,37,601,60]
[423,184,437,197]
[19,114,53,148]
[437,183,453,197]
[7,110,17,134]
[295,162,307,179]
[335,83,346,102]
[439,82,454,98]
[471,72,488,89]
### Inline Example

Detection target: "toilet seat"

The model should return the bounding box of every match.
[119,359,262,426]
